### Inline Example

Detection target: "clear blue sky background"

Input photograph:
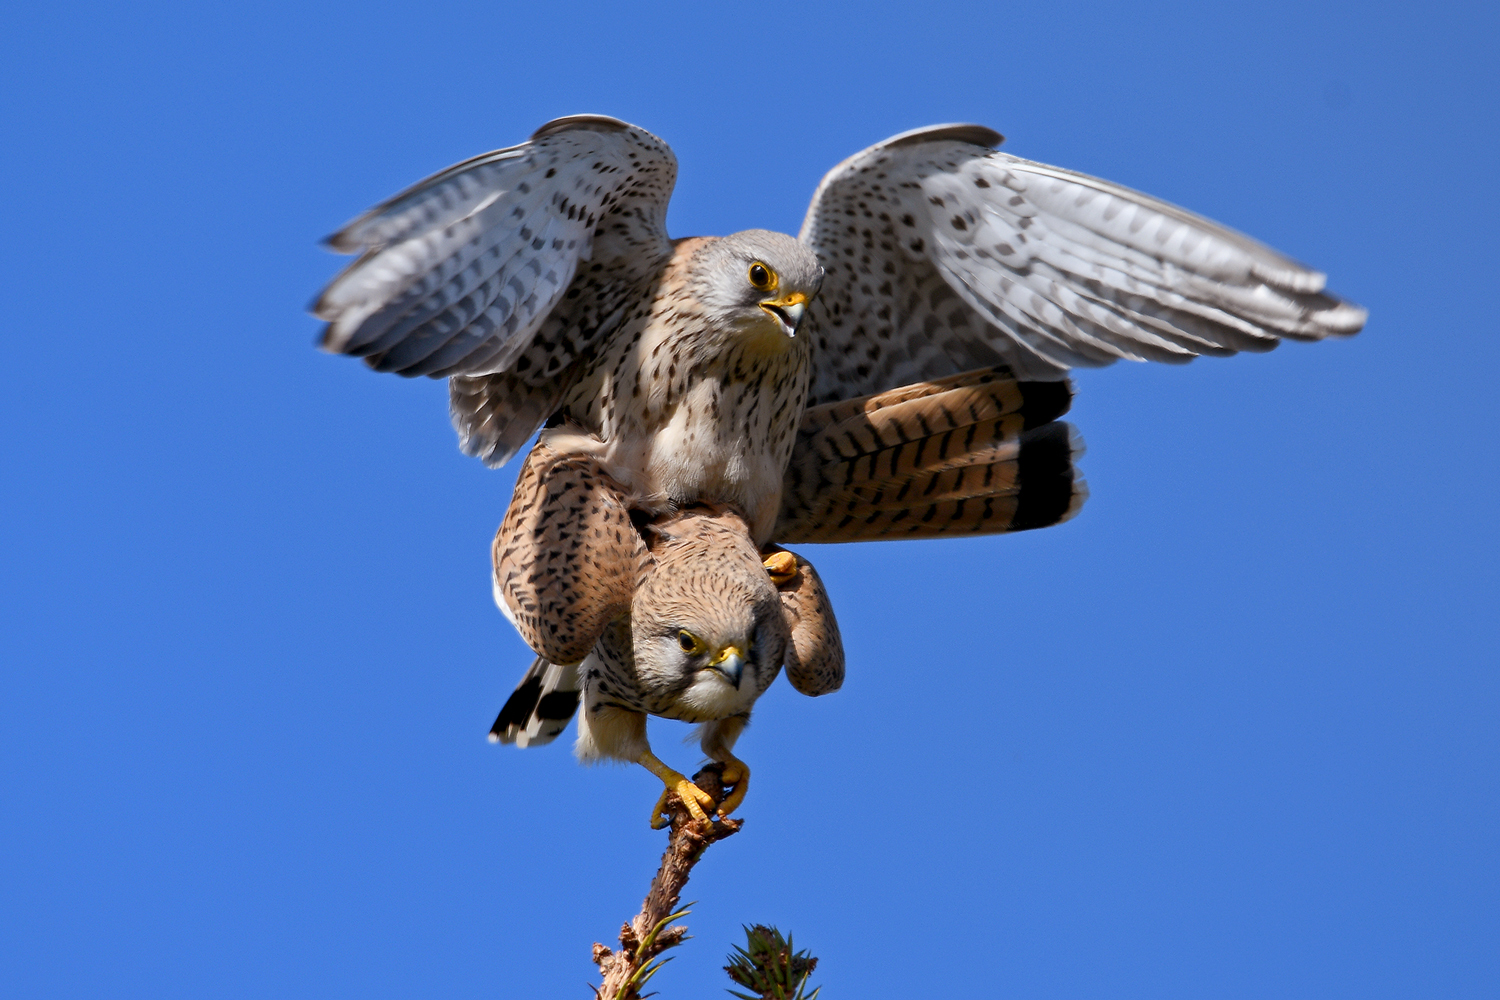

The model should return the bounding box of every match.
[3,1,1496,997]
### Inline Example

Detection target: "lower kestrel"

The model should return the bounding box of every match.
[488,438,842,825]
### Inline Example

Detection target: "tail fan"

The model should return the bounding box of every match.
[774,365,1087,543]
[488,656,582,748]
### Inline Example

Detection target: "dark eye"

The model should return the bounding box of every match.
[678,630,701,653]
[748,262,775,290]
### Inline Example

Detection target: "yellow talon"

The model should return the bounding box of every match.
[639,749,716,829]
[715,755,751,819]
[650,779,716,829]
[763,550,797,587]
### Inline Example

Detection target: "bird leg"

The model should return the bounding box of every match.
[762,548,797,587]
[697,715,751,819]
[713,754,751,819]
[638,749,717,829]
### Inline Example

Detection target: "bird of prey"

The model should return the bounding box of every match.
[486,363,1077,823]
[314,115,1365,551]
[488,438,843,825]
[313,115,1364,818]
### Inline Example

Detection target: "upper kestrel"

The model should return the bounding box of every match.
[313,114,1365,547]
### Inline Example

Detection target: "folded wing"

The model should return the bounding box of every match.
[766,546,845,696]
[492,440,650,665]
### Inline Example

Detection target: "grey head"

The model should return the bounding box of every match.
[630,508,788,721]
[687,230,825,340]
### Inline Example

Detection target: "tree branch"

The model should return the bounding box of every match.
[591,763,742,1000]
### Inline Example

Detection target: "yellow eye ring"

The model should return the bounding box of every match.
[678,630,703,654]
[748,261,777,292]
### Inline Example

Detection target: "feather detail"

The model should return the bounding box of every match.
[775,366,1086,542]
[449,369,580,468]
[313,115,677,391]
[491,439,649,664]
[798,126,1366,401]
[489,656,582,748]
[766,546,845,696]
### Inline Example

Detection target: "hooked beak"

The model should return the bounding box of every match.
[759,291,808,338]
[707,645,747,689]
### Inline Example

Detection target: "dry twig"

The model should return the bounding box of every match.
[590,764,742,1000]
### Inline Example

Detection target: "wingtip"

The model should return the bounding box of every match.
[314,322,340,352]
[323,236,366,257]
[1325,300,1369,334]
[1252,261,1327,295]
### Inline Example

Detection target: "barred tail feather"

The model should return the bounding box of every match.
[488,656,582,748]
[775,365,1087,543]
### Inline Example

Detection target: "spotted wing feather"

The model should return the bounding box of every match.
[448,368,576,469]
[315,117,677,466]
[766,546,845,696]
[492,439,649,665]
[315,116,674,377]
[775,366,1086,543]
[799,124,1366,401]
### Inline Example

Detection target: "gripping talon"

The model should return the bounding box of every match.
[715,756,751,819]
[639,749,716,828]
[763,550,797,587]
[649,779,716,829]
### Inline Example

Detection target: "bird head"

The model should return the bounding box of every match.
[692,230,824,341]
[630,509,788,719]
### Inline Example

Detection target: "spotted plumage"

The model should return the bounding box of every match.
[488,438,842,823]
[491,441,649,665]
[545,232,820,543]
[761,545,844,696]
[316,114,1362,546]
[314,115,1365,821]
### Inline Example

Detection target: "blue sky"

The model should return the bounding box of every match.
[2,1,1496,997]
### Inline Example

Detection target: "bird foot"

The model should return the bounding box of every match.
[763,550,797,587]
[650,776,717,829]
[715,756,750,819]
[639,749,717,829]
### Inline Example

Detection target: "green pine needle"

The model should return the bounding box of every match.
[723,925,821,1000]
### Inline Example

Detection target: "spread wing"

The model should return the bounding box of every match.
[314,116,677,466]
[314,115,675,379]
[774,366,1086,544]
[799,124,1367,402]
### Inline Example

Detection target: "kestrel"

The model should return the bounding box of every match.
[314,115,1365,548]
[488,438,843,825]
[314,116,1364,818]
[487,361,1084,824]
